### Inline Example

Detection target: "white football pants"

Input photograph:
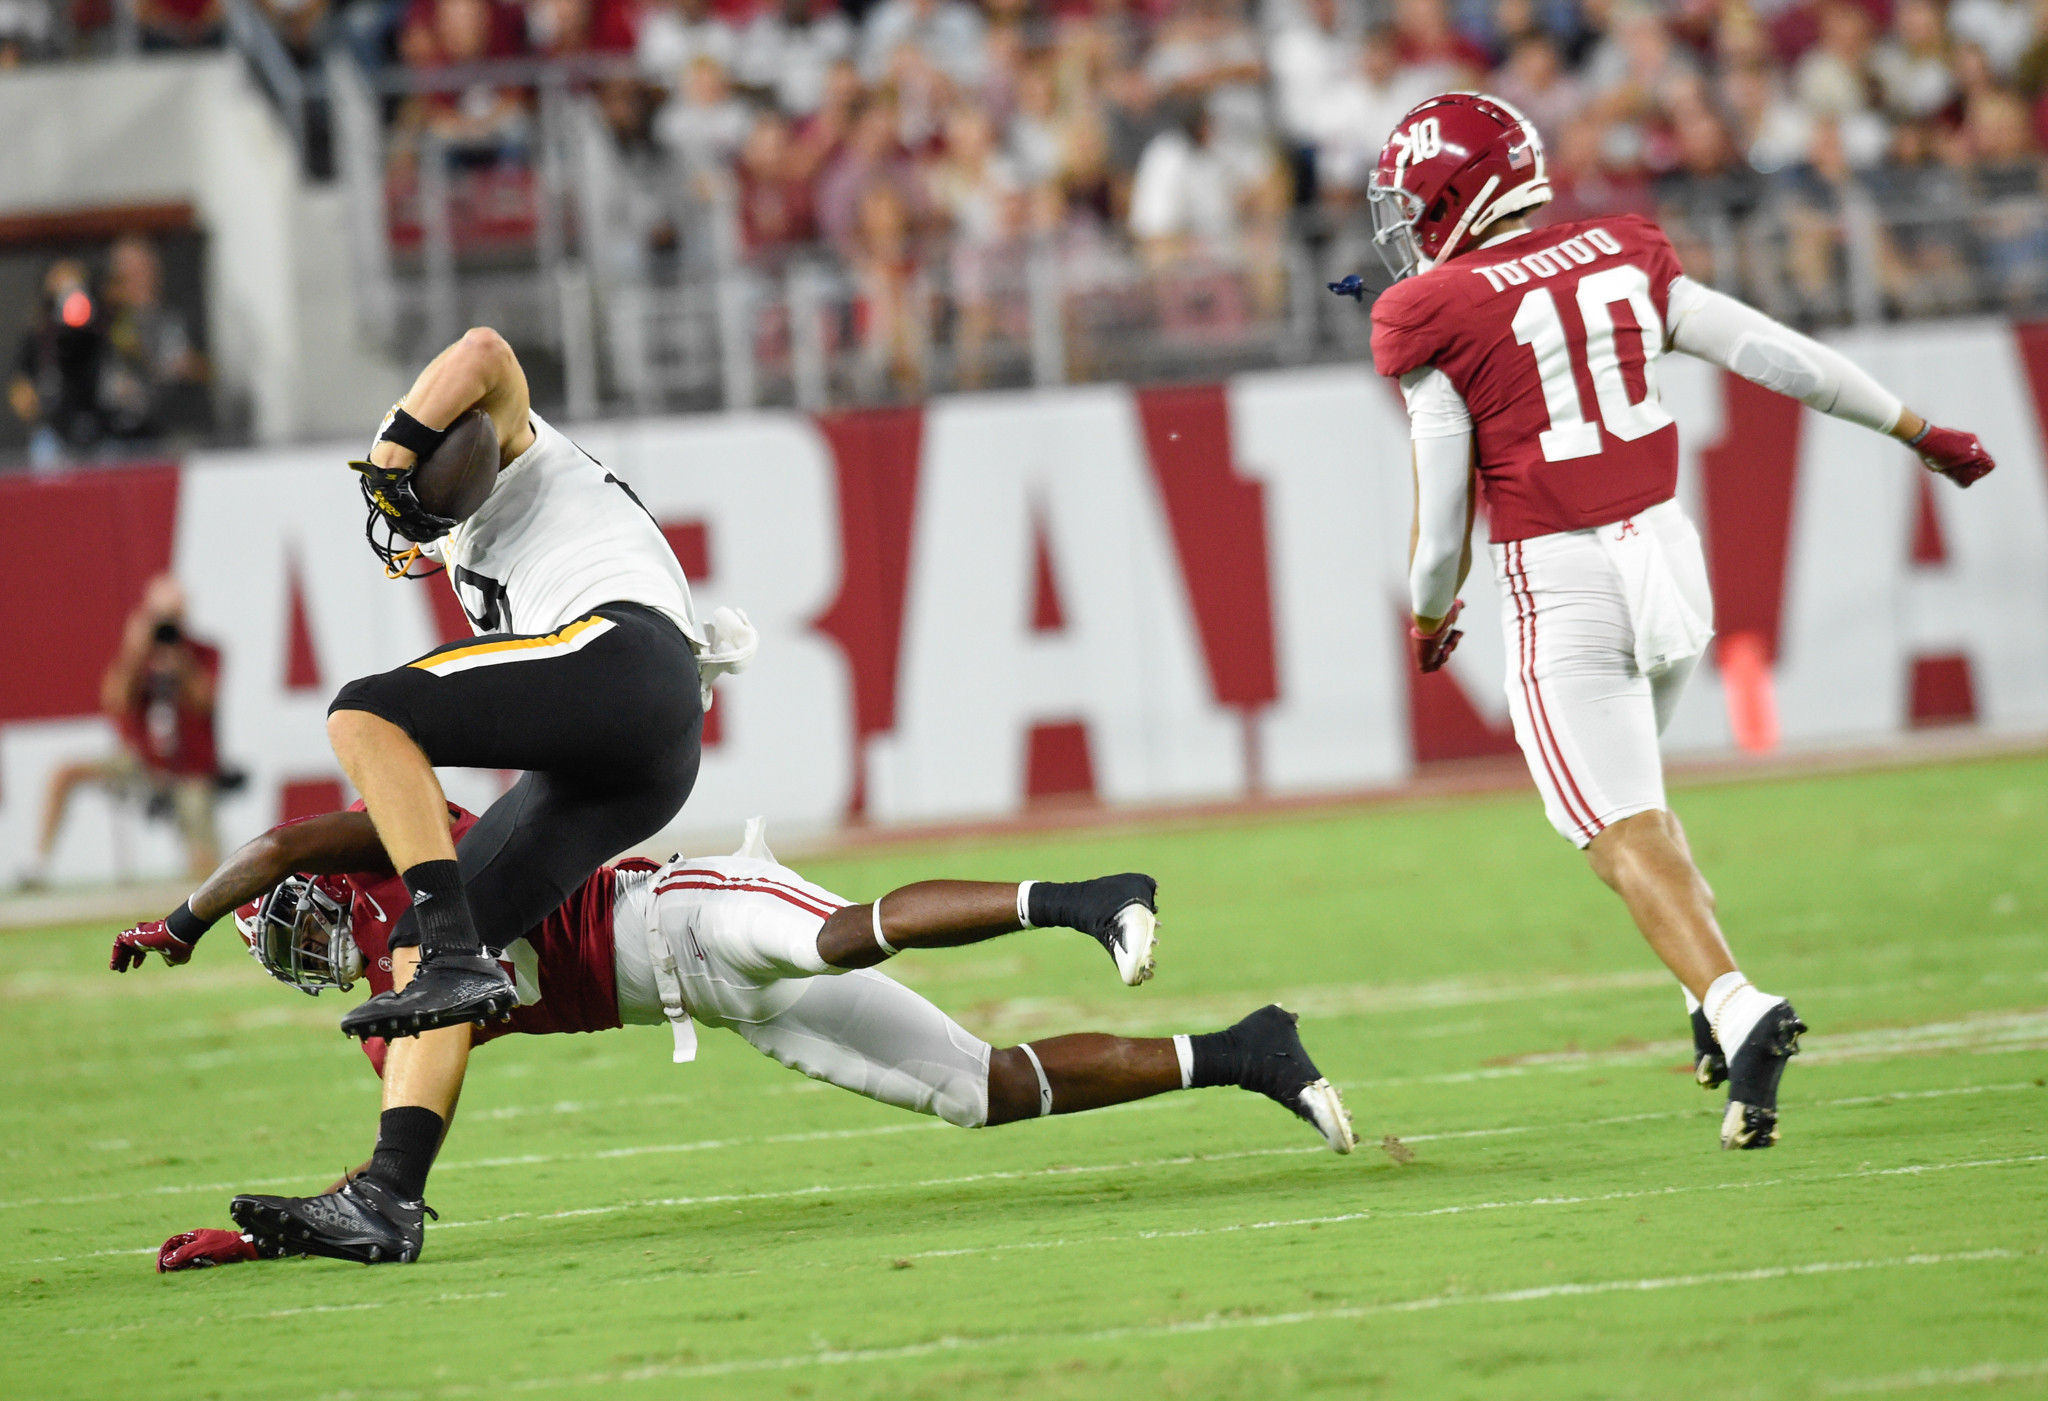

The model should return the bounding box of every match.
[624,875,994,1128]
[1489,498,1713,848]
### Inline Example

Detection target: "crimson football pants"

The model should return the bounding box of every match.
[328,600,702,949]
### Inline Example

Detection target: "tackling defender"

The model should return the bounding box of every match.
[116,810,1353,1268]
[1353,93,1995,1149]
[130,329,754,1246]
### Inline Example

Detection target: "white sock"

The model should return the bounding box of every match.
[1683,985,1702,1016]
[1172,1034,1195,1089]
[1704,971,1780,1057]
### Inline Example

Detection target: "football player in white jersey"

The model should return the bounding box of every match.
[114,819,1351,1268]
[309,329,751,1079]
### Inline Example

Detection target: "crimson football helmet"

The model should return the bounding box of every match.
[1368,93,1552,280]
[236,874,362,994]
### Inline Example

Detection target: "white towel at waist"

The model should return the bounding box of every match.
[1595,500,1714,678]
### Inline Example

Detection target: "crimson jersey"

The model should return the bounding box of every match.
[1371,213,1687,543]
[328,803,624,1074]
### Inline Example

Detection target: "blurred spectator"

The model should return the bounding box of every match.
[1145,0,1267,166]
[1868,119,1977,315]
[655,54,752,173]
[20,576,223,889]
[1793,1,1891,165]
[1129,100,1286,309]
[101,234,207,443]
[850,183,927,393]
[929,102,1028,383]
[138,0,223,49]
[1389,0,1490,78]
[526,0,633,56]
[790,57,865,180]
[736,109,820,253]
[1490,31,1584,144]
[1541,112,1658,221]
[10,259,105,470]
[0,0,53,65]
[1873,0,1957,120]
[736,0,856,113]
[1965,88,2048,301]
[395,0,532,166]
[1311,26,1444,197]
[1776,115,1871,320]
[639,0,738,83]
[1008,58,1066,185]
[817,92,922,250]
[1949,0,2035,78]
[1270,0,1356,175]
[1129,104,1235,256]
[860,0,988,85]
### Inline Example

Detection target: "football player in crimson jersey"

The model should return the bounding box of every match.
[1356,93,1995,1151]
[113,810,1353,1268]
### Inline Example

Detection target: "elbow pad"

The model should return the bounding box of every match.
[1666,276,1901,434]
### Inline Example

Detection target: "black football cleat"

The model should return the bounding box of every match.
[1046,873,1159,985]
[231,1176,436,1265]
[1692,1007,1728,1089]
[1229,1004,1356,1153]
[1721,1001,1808,1150]
[340,952,516,1041]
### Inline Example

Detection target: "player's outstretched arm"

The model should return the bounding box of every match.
[1664,276,1995,487]
[109,812,396,972]
[817,875,1160,985]
[368,326,534,476]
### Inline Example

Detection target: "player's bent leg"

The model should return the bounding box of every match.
[738,973,1355,1152]
[334,605,701,1041]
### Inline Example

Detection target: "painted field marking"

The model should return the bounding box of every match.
[16,1151,2043,1271]
[1824,1357,2048,1393]
[437,1147,2047,1234]
[480,1249,2032,1391]
[5,1078,2038,1222]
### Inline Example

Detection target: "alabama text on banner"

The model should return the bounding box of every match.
[5,324,2047,880]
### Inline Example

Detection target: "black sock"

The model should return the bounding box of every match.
[364,1106,445,1202]
[401,860,479,956]
[1185,1027,1246,1089]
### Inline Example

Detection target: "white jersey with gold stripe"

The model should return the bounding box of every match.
[419,412,701,644]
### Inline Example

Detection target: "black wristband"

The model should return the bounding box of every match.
[165,900,210,945]
[378,407,451,460]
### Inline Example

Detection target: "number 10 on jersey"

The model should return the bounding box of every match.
[1511,264,1675,462]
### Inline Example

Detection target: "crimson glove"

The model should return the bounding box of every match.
[110,920,195,973]
[157,1229,262,1273]
[1914,424,1996,487]
[1411,599,1465,674]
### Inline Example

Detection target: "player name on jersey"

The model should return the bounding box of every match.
[1464,227,1627,294]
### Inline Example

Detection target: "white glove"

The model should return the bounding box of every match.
[695,606,758,710]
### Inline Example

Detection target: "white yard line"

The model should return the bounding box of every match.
[471,1249,2033,1392]
[5,1078,2037,1223]
[18,1150,2043,1272]
[1824,1358,2048,1393]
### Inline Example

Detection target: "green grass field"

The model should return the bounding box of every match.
[5,755,2047,1400]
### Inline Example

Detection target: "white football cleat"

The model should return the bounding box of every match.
[1298,1077,1357,1155]
[1108,903,1158,986]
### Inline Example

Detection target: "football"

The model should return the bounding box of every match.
[410,407,499,525]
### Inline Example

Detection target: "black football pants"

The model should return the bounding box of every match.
[328,600,701,949]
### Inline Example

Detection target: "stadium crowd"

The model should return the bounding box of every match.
[380,0,2048,343]
[10,0,2048,387]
